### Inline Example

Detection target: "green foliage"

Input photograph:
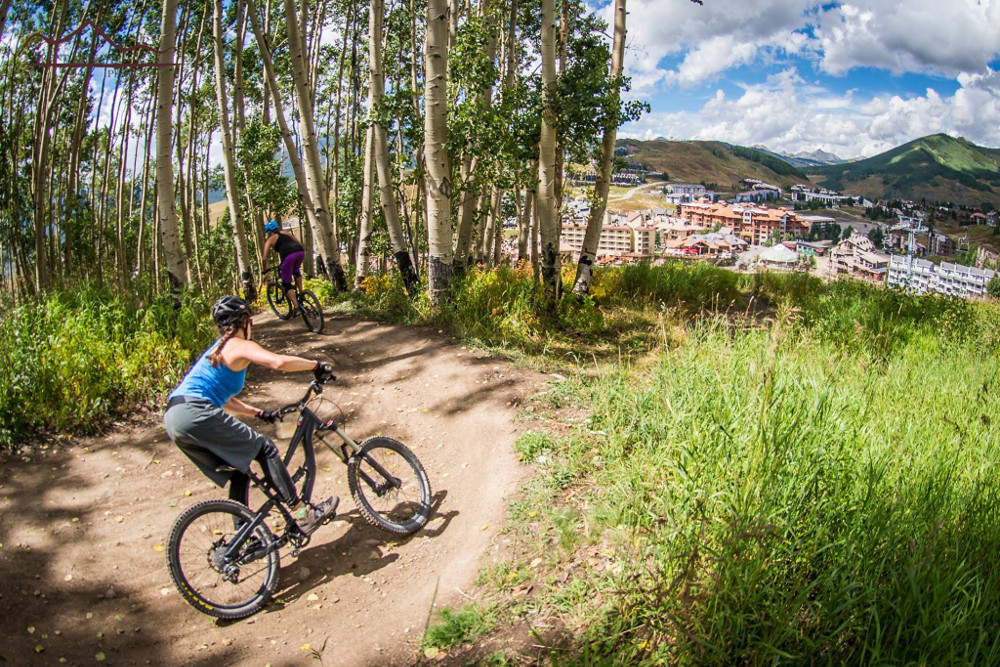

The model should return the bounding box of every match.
[599,261,743,313]
[0,286,214,452]
[988,274,1000,298]
[423,606,497,649]
[237,118,296,224]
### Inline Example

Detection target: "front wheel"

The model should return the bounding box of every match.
[348,437,432,535]
[298,289,324,333]
[166,500,280,619]
[267,281,291,320]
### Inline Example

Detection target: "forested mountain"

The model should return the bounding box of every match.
[620,134,1000,208]
[808,134,1000,207]
[752,145,845,169]
[617,138,810,190]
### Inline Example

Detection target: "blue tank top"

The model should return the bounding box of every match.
[169,339,248,408]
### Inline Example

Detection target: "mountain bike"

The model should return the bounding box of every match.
[165,374,432,619]
[262,265,325,334]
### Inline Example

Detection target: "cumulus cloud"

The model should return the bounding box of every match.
[610,0,814,95]
[619,0,1000,86]
[611,0,1000,155]
[620,68,1000,158]
[817,0,1000,76]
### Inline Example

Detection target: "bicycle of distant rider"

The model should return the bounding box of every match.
[262,265,325,333]
[165,374,432,619]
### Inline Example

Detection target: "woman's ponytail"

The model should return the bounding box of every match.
[209,326,239,367]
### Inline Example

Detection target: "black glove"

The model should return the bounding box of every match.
[256,409,279,424]
[313,361,335,382]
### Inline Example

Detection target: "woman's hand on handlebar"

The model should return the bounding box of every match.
[256,409,281,423]
[313,361,335,383]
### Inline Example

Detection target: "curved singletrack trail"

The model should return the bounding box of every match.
[0,313,545,665]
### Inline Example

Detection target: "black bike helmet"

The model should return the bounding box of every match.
[212,295,251,328]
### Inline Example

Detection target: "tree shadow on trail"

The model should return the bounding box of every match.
[0,430,246,666]
[226,489,458,618]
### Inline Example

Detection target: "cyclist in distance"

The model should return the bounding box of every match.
[261,219,306,312]
[163,295,338,535]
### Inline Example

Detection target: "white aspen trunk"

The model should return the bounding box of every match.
[453,157,477,269]
[572,0,626,297]
[516,189,529,261]
[369,0,418,291]
[537,0,560,299]
[356,125,375,286]
[283,0,347,289]
[156,0,188,301]
[248,0,330,279]
[424,0,453,305]
[214,0,256,301]
[491,189,503,265]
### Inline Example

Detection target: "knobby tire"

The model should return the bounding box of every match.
[348,437,431,535]
[299,290,324,333]
[267,281,292,320]
[167,499,280,619]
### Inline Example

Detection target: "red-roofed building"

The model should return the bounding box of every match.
[678,202,808,246]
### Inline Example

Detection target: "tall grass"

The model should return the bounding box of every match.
[0,286,215,451]
[348,262,606,353]
[536,307,1000,662]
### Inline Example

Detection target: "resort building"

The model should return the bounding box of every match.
[831,234,889,282]
[664,183,717,204]
[678,202,809,246]
[559,223,640,258]
[887,256,996,297]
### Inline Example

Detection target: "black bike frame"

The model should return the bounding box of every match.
[219,382,367,563]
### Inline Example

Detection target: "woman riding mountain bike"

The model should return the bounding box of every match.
[163,295,338,536]
[261,220,306,312]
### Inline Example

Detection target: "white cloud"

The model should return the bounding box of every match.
[620,67,1000,158]
[619,0,1000,86]
[610,0,1000,154]
[616,0,815,94]
[817,0,1000,76]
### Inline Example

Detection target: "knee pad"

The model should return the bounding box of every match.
[281,281,295,293]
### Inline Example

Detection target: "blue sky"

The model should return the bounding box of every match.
[593,0,1000,159]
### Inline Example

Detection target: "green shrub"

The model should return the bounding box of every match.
[0,286,213,452]
[600,261,743,313]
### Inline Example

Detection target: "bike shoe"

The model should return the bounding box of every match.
[295,496,339,536]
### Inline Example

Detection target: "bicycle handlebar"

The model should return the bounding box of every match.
[272,375,336,420]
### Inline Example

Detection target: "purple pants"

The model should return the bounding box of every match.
[279,251,305,286]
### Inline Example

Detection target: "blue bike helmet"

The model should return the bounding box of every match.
[264,220,280,234]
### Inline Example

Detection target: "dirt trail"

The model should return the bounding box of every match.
[0,313,545,666]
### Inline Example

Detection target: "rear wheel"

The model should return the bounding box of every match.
[167,500,279,619]
[348,437,431,535]
[298,290,324,333]
[267,281,291,320]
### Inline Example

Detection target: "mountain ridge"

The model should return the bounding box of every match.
[618,134,1000,208]
[808,133,1000,207]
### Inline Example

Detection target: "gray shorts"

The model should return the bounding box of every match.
[163,398,273,488]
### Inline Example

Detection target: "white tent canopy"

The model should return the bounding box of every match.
[758,244,799,264]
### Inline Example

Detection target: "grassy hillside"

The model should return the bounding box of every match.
[618,138,809,190]
[810,134,1000,207]
[348,264,1000,664]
